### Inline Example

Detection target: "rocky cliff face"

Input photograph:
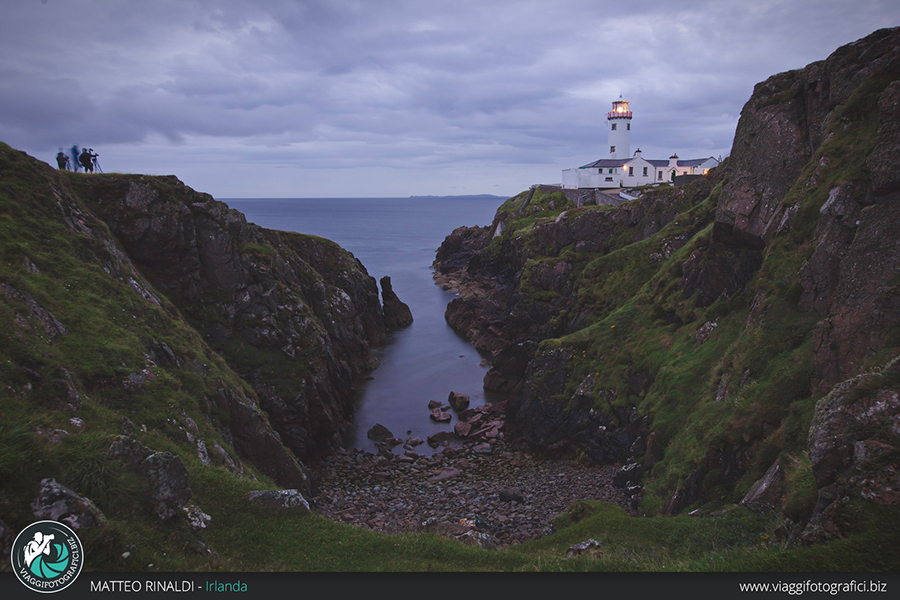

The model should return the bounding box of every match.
[433,27,900,540]
[70,175,387,464]
[0,144,392,514]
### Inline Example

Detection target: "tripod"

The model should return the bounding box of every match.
[92,157,102,173]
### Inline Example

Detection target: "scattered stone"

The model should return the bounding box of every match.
[447,392,470,412]
[454,422,472,437]
[427,400,443,410]
[183,505,212,532]
[457,530,500,550]
[406,437,425,447]
[247,489,310,514]
[565,538,603,559]
[472,443,492,455]
[695,320,718,344]
[35,426,69,444]
[31,478,107,530]
[68,417,85,431]
[427,468,462,483]
[310,416,632,549]
[430,409,451,423]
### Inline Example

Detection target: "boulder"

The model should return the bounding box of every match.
[31,478,107,530]
[447,392,470,412]
[142,452,193,520]
[108,436,192,520]
[183,505,212,532]
[108,435,153,466]
[430,409,451,423]
[247,489,310,514]
[454,422,472,437]
[498,488,524,503]
[472,443,492,455]
[366,423,394,442]
[565,538,603,559]
[740,459,785,510]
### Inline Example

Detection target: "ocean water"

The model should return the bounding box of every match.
[224,196,505,453]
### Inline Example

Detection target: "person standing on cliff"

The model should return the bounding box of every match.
[79,148,93,173]
[56,149,70,170]
[70,145,81,172]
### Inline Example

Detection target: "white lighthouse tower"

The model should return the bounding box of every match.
[607,95,632,160]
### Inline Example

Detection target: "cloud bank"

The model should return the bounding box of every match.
[1,0,897,196]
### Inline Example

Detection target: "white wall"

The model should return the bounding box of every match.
[607,118,631,160]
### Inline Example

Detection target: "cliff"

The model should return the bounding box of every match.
[434,27,900,542]
[0,143,391,562]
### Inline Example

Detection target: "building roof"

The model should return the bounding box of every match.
[579,158,627,169]
[577,156,719,169]
[678,157,717,167]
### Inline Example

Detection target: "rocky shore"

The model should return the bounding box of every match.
[310,402,631,548]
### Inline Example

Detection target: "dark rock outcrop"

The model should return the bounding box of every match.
[108,436,195,519]
[806,357,900,531]
[72,174,389,466]
[31,478,108,531]
[380,276,413,331]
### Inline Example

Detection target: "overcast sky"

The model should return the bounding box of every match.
[1,1,897,198]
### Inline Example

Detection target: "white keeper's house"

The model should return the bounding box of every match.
[562,97,720,190]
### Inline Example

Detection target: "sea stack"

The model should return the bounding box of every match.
[380,276,413,331]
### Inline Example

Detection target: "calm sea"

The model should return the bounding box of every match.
[224,196,505,453]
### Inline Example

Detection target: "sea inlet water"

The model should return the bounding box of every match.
[225,197,504,454]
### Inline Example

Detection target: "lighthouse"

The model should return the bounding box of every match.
[561,94,719,190]
[607,96,632,159]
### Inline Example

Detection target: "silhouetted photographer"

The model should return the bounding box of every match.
[79,148,99,173]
